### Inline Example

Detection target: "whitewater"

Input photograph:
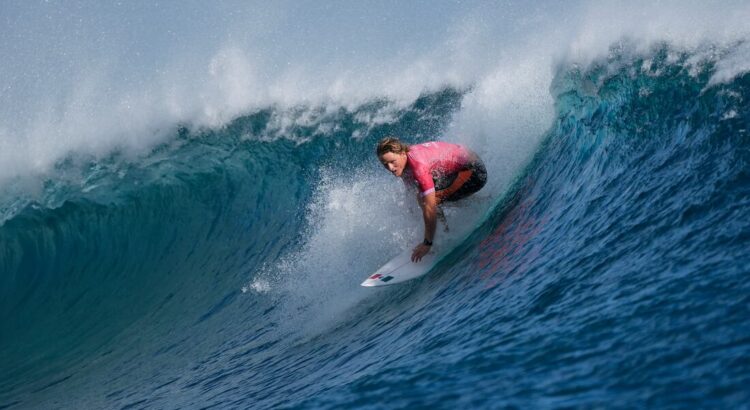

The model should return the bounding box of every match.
[1,1,750,408]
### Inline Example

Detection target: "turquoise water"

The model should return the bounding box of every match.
[2,44,750,408]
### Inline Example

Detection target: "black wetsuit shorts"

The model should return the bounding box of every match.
[433,159,487,202]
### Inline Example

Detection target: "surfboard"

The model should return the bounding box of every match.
[360,247,442,287]
[359,224,474,287]
[361,199,490,287]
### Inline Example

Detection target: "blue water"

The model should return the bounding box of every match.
[2,45,750,408]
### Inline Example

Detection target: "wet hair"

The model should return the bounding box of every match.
[376,137,410,156]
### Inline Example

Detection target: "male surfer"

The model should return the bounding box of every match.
[376,137,487,262]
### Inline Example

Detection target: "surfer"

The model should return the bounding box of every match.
[376,137,487,262]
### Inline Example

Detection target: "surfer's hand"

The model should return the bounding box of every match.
[411,243,431,262]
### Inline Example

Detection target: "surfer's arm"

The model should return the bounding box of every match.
[436,169,473,203]
[412,192,438,262]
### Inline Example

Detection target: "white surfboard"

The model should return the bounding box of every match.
[360,246,443,287]
[361,198,490,287]
[360,224,471,287]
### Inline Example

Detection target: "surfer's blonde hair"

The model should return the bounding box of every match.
[376,137,410,156]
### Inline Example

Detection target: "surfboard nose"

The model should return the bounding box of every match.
[361,273,391,287]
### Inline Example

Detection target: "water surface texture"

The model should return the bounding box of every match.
[2,2,750,409]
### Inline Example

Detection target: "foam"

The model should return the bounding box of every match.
[709,41,750,86]
[246,167,419,332]
[2,1,749,185]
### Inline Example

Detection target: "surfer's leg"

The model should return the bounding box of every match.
[442,160,488,202]
[437,206,449,232]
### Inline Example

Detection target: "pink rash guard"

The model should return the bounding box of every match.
[403,141,474,197]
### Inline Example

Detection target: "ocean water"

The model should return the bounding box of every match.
[2,2,750,409]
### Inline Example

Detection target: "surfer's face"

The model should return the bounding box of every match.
[379,152,407,177]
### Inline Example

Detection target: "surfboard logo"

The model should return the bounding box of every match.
[366,273,393,282]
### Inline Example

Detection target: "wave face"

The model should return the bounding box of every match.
[2,45,750,409]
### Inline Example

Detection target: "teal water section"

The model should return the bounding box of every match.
[0,89,463,408]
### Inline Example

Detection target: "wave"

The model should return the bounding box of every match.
[2,24,750,410]
[0,89,465,405]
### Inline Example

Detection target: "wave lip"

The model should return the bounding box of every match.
[5,2,750,187]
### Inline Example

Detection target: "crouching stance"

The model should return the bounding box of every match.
[376,137,487,262]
